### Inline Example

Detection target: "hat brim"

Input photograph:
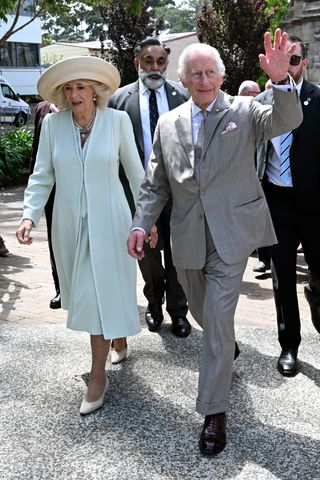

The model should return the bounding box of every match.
[37,56,121,104]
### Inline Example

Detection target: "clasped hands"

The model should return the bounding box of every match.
[128,225,158,260]
[16,218,158,259]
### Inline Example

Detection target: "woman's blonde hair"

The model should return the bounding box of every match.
[54,79,111,109]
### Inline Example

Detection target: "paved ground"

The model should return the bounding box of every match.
[0,185,310,329]
[1,185,319,480]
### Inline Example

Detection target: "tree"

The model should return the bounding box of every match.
[41,5,105,43]
[265,0,289,35]
[153,0,203,33]
[0,0,142,46]
[196,0,287,95]
[99,0,164,86]
[41,0,172,44]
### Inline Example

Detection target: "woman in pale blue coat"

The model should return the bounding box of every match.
[16,56,154,415]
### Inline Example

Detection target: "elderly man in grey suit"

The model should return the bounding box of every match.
[128,29,302,455]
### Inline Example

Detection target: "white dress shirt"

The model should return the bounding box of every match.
[138,79,169,169]
[266,79,302,187]
[191,99,217,145]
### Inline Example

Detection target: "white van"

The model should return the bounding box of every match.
[0,76,31,127]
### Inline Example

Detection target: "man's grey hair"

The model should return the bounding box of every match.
[177,43,226,80]
[238,80,260,96]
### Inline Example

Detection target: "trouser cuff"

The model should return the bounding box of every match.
[196,398,228,416]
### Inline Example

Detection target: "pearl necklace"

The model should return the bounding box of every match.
[73,110,96,139]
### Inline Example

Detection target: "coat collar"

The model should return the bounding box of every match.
[174,91,230,168]
[202,91,230,159]
[300,79,315,114]
[175,99,194,168]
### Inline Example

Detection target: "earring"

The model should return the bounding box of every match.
[93,94,97,102]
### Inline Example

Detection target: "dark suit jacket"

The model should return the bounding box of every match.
[256,80,320,212]
[108,79,189,213]
[30,100,53,174]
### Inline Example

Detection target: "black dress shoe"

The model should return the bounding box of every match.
[145,304,163,332]
[171,316,191,337]
[50,293,61,309]
[234,342,240,360]
[277,349,298,377]
[304,285,320,334]
[199,412,227,455]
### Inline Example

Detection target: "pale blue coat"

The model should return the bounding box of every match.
[23,108,144,339]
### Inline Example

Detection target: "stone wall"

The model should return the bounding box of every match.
[282,0,320,82]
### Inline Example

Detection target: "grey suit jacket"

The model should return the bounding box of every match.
[132,88,303,269]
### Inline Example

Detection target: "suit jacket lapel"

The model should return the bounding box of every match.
[175,100,194,168]
[125,81,144,158]
[292,80,313,142]
[201,91,229,159]
[165,82,185,109]
[299,80,314,120]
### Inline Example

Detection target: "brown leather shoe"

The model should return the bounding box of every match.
[199,412,226,455]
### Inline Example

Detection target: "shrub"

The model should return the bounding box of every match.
[0,127,33,186]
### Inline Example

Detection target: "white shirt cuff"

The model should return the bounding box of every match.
[130,227,146,234]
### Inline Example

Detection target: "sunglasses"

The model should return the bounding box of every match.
[290,55,302,66]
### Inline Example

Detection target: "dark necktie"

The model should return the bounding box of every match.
[280,131,292,185]
[149,89,159,140]
[194,109,208,183]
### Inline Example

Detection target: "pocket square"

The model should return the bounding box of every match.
[221,122,238,135]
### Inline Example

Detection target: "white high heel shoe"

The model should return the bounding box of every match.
[111,347,128,364]
[80,377,109,415]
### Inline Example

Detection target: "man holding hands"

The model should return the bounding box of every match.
[128,30,302,455]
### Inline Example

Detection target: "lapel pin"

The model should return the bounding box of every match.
[304,97,311,106]
[215,108,220,112]
[172,91,177,96]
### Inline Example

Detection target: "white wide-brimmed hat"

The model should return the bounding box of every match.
[37,56,121,104]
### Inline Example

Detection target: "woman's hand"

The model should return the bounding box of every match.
[16,219,34,245]
[146,225,158,249]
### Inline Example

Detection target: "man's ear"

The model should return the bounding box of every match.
[134,58,139,72]
[179,77,188,89]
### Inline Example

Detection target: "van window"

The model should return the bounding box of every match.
[1,84,17,100]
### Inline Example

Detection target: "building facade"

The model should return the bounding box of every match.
[0,2,42,95]
[282,0,320,82]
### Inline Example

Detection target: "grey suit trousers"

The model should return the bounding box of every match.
[176,223,247,415]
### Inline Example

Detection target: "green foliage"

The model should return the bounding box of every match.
[265,0,289,35]
[255,0,289,88]
[0,0,143,45]
[0,127,33,185]
[100,0,164,86]
[0,0,16,21]
[42,5,105,42]
[154,0,203,33]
